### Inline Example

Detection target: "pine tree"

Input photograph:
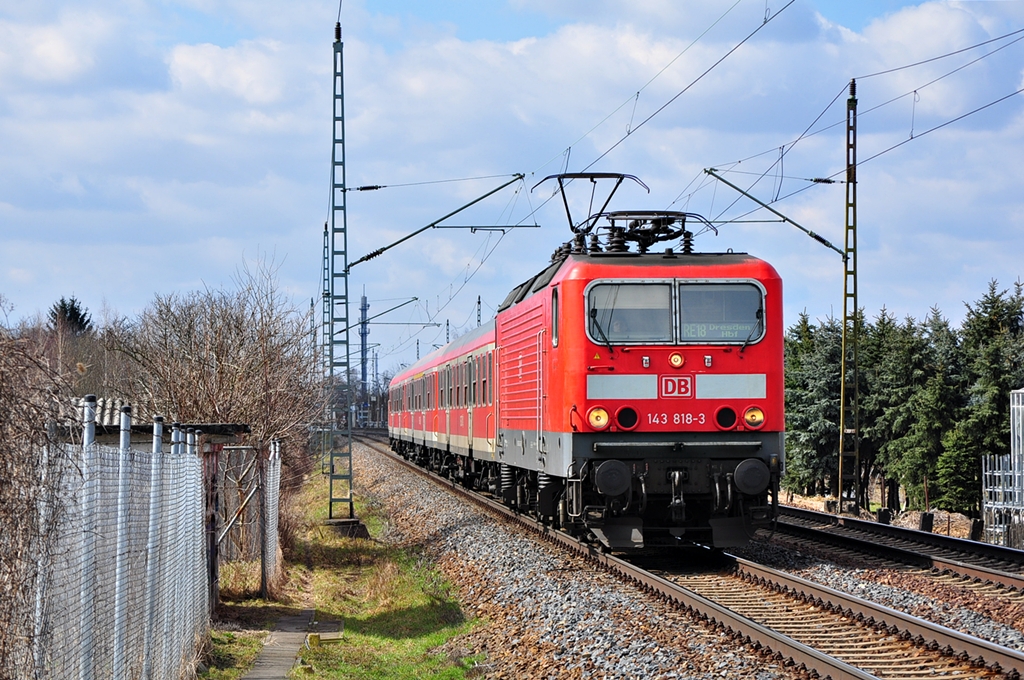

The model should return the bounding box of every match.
[48,296,93,337]
[783,315,842,496]
[861,311,929,510]
[936,281,1023,516]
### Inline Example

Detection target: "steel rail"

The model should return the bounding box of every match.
[731,557,1024,678]
[780,505,1024,590]
[356,436,1021,679]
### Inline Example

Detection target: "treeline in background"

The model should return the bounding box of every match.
[784,280,1024,517]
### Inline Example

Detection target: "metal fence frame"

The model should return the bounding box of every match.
[982,389,1024,548]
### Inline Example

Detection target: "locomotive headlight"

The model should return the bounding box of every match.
[668,352,685,368]
[587,406,611,430]
[743,406,766,429]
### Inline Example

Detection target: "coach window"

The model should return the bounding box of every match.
[588,283,673,343]
[481,356,488,405]
[487,352,493,404]
[475,356,481,405]
[678,283,764,344]
[551,288,559,347]
[469,357,476,406]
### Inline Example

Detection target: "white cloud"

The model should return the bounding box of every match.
[168,39,289,104]
[0,12,112,83]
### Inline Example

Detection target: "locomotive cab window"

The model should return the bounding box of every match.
[678,283,764,344]
[588,283,673,344]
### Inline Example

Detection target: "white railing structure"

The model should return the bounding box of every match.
[27,397,208,679]
[982,389,1024,548]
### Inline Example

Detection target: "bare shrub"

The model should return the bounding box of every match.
[107,257,323,477]
[0,332,74,674]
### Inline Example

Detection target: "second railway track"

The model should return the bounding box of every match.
[356,434,1024,679]
[777,505,1024,592]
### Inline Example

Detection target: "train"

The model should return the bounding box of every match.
[388,173,784,549]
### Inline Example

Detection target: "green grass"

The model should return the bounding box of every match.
[291,474,481,679]
[200,629,267,680]
[203,470,483,679]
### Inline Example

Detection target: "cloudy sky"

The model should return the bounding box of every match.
[2,0,1023,376]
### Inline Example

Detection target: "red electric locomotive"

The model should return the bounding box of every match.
[389,174,784,549]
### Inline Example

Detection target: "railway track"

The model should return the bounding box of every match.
[777,505,1024,592]
[355,435,1024,679]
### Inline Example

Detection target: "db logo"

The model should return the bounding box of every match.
[660,375,693,399]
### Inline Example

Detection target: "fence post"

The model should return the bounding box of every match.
[141,416,163,679]
[112,406,132,679]
[259,444,268,600]
[32,421,54,677]
[203,441,221,614]
[78,395,97,680]
[193,430,207,645]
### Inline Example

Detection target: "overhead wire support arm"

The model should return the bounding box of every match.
[337,298,419,333]
[433,224,540,233]
[347,173,525,271]
[704,168,845,259]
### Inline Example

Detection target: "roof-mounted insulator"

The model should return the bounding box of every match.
[571,233,587,254]
[589,233,603,253]
[682,230,694,255]
[607,227,628,252]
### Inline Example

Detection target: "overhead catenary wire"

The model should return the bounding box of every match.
[692,24,1024,227]
[582,0,797,172]
[511,2,795,232]
[531,0,747,176]
[856,25,1024,80]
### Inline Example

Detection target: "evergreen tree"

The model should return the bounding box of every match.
[783,315,842,495]
[48,296,93,337]
[861,311,930,510]
[882,309,964,509]
[936,281,1023,515]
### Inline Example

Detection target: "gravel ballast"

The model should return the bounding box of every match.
[353,443,801,679]
[733,537,1024,651]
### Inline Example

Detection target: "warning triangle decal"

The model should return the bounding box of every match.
[593,352,601,360]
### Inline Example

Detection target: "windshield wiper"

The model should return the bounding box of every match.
[739,306,763,353]
[589,308,615,354]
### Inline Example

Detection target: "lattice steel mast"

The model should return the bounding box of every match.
[322,20,353,520]
[838,79,860,513]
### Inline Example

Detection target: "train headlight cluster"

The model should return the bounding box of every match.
[668,352,685,368]
[587,406,610,430]
[743,406,766,429]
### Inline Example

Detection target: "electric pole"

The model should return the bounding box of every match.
[838,78,861,514]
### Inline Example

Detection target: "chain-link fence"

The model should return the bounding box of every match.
[215,441,282,600]
[30,440,208,679]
